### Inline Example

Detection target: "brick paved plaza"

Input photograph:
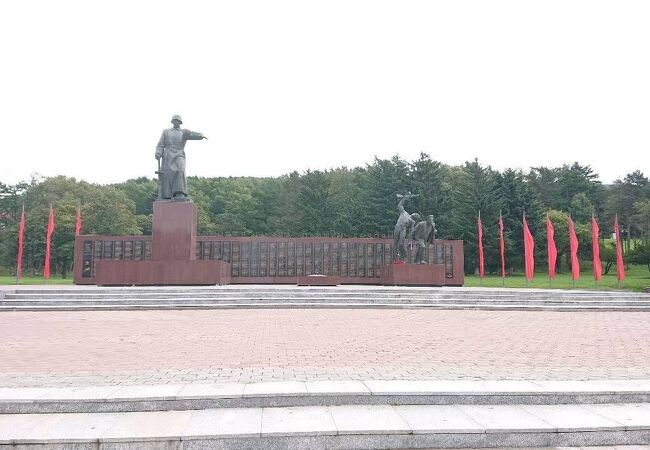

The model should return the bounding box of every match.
[2,309,650,387]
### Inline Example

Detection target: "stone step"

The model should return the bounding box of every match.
[1,403,649,449]
[3,296,650,306]
[3,380,650,414]
[3,302,650,311]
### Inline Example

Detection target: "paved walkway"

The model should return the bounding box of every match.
[2,309,650,387]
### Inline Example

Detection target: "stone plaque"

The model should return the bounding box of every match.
[231,242,241,276]
[296,242,304,276]
[269,243,277,277]
[287,242,296,276]
[82,240,93,278]
[260,242,268,277]
[134,241,143,261]
[114,241,123,260]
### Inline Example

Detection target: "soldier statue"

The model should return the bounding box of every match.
[393,193,420,262]
[411,215,437,264]
[155,115,207,200]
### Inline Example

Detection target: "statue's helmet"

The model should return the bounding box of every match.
[171,115,183,124]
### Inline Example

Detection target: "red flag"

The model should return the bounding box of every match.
[498,213,505,278]
[17,204,25,280]
[523,215,535,281]
[75,205,82,236]
[568,216,580,281]
[614,214,625,281]
[546,215,557,280]
[477,211,484,278]
[591,215,602,281]
[44,206,55,279]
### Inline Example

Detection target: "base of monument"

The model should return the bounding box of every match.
[94,260,231,286]
[379,263,447,286]
[297,275,342,286]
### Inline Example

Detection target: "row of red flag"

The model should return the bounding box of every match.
[477,213,626,282]
[16,205,82,280]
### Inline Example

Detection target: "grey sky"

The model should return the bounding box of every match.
[1,0,649,185]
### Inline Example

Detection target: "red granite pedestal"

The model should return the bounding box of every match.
[93,201,230,286]
[379,263,446,286]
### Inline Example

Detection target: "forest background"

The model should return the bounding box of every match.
[1,154,649,279]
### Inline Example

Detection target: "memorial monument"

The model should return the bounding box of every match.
[73,117,464,286]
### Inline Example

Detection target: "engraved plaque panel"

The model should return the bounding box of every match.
[222,242,231,262]
[340,243,348,276]
[250,242,259,277]
[287,242,296,277]
[348,243,357,277]
[260,242,268,277]
[330,243,339,276]
[269,243,277,277]
[240,242,251,277]
[102,241,114,260]
[94,241,103,260]
[445,244,454,278]
[134,241,143,261]
[278,242,287,276]
[124,241,133,260]
[385,244,392,265]
[231,242,241,276]
[144,240,152,260]
[357,243,366,277]
[375,243,383,274]
[296,242,304,276]
[114,241,123,260]
[305,243,313,275]
[82,240,93,278]
[314,243,323,275]
[202,241,212,261]
[213,241,222,260]
[323,243,331,276]
[367,243,374,277]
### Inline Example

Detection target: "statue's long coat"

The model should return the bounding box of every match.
[155,128,204,198]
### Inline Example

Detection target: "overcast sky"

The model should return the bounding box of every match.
[1,0,648,185]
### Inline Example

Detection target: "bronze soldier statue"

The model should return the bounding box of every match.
[155,115,207,200]
[411,215,437,264]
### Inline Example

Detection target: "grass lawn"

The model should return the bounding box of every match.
[465,264,650,291]
[0,276,73,285]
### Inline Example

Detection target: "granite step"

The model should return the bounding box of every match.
[2,302,650,311]
[3,380,650,414]
[1,403,650,449]
[3,296,650,306]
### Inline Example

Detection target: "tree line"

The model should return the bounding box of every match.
[1,154,649,277]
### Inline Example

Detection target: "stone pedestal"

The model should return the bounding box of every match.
[379,263,446,286]
[91,200,230,286]
[152,201,197,261]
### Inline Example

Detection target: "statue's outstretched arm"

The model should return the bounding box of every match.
[184,130,207,140]
[397,196,407,214]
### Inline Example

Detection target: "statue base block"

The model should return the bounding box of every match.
[379,263,446,286]
[94,260,230,286]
